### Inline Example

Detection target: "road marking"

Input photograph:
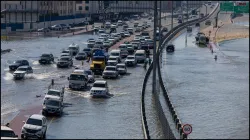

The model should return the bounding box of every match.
[47,117,55,130]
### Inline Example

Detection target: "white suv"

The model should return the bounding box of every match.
[1,126,18,139]
[90,80,109,97]
[21,114,47,139]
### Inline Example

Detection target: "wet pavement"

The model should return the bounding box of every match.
[1,15,174,139]
[160,26,249,139]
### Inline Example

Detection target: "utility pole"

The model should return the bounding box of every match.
[152,1,157,95]
[171,1,173,31]
[158,1,162,52]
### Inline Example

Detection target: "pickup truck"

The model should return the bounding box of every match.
[13,66,33,80]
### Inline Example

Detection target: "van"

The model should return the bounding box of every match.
[68,70,88,90]
[110,49,121,63]
[105,22,111,28]
[135,50,146,63]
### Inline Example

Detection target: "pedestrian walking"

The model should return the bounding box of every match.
[149,57,152,64]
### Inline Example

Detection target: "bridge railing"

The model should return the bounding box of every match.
[141,3,220,139]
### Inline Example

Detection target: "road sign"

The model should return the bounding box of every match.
[220,2,234,11]
[234,2,249,13]
[182,124,192,135]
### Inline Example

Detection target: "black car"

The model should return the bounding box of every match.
[140,43,149,50]
[39,54,54,64]
[162,27,168,32]
[9,60,29,71]
[166,44,175,53]
[75,52,87,60]
[83,48,91,56]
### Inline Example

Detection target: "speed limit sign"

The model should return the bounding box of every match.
[182,124,192,135]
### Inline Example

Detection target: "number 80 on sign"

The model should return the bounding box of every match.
[182,124,192,135]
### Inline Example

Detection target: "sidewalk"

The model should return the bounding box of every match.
[201,13,249,43]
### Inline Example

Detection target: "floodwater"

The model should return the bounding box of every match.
[1,16,172,138]
[161,25,249,139]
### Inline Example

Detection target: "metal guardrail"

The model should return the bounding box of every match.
[141,3,220,139]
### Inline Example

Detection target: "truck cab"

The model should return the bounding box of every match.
[68,70,89,90]
[90,50,108,75]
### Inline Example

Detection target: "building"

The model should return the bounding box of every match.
[1,1,76,31]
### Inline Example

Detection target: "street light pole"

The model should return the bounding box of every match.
[171,1,173,31]
[152,1,157,95]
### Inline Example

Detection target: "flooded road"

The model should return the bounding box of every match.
[1,15,172,138]
[161,25,249,139]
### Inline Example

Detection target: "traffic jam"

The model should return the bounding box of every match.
[2,13,159,139]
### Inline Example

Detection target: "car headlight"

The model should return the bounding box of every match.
[22,128,26,133]
[43,105,46,109]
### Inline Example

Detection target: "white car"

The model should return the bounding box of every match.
[124,31,131,37]
[44,89,64,102]
[107,56,119,66]
[90,80,109,97]
[134,34,141,40]
[109,36,118,43]
[1,125,18,139]
[108,38,116,45]
[117,20,123,26]
[98,37,105,42]
[103,40,113,48]
[21,114,47,139]
[125,55,137,66]
[112,35,120,42]
[51,24,62,30]
[117,63,127,75]
[13,66,33,80]
[94,40,104,49]
[111,24,117,28]
[102,66,119,79]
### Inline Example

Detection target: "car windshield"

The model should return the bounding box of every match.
[47,90,60,97]
[119,45,126,49]
[111,52,119,56]
[89,40,95,43]
[62,50,69,53]
[1,130,16,137]
[104,41,110,43]
[106,67,116,71]
[41,54,50,57]
[109,58,117,61]
[69,47,77,50]
[117,65,125,68]
[96,42,103,44]
[127,56,135,59]
[60,58,69,61]
[26,118,42,126]
[13,60,22,64]
[46,100,60,107]
[78,53,85,55]
[93,57,105,61]
[93,83,106,88]
[85,71,92,75]
[83,48,91,51]
[17,67,27,71]
[135,53,144,56]
[141,32,149,36]
[69,74,86,80]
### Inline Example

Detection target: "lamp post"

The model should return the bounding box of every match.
[152,1,157,95]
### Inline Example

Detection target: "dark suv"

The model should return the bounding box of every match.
[9,60,29,71]
[39,54,54,64]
